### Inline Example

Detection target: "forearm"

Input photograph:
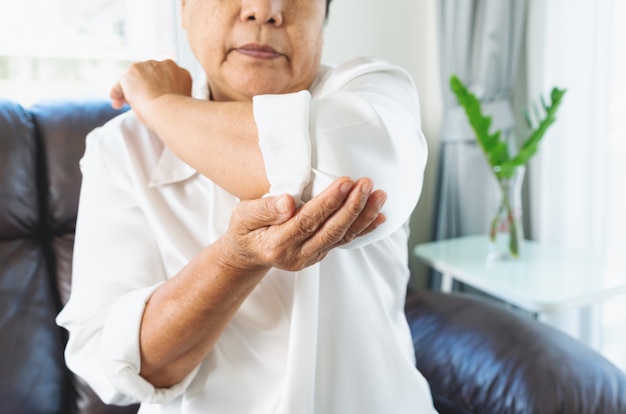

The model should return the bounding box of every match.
[145,93,269,199]
[138,176,386,388]
[139,238,269,388]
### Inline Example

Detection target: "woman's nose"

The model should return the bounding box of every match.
[240,0,283,26]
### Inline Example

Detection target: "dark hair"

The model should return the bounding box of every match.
[326,0,332,17]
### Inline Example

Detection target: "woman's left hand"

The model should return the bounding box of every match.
[220,177,387,273]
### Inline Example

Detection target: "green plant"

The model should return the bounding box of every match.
[449,75,566,257]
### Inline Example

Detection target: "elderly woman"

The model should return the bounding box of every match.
[57,0,436,413]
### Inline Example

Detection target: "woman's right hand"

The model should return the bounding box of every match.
[220,176,387,273]
[110,59,193,128]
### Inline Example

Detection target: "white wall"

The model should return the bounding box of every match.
[323,0,443,287]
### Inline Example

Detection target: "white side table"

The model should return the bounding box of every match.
[413,235,626,344]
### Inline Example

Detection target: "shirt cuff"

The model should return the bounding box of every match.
[99,284,200,404]
[253,91,312,206]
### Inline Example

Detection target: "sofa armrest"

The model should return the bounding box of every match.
[405,289,626,414]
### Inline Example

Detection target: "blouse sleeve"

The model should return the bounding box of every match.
[253,58,427,249]
[56,126,199,405]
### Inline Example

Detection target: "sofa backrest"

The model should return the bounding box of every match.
[0,99,134,414]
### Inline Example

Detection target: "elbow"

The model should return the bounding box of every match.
[139,366,181,390]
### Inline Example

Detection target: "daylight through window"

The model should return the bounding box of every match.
[0,0,177,105]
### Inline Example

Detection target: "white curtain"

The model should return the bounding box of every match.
[527,0,625,371]
[431,0,527,289]
[433,0,527,242]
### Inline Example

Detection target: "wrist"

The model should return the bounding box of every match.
[212,236,270,278]
[133,93,182,129]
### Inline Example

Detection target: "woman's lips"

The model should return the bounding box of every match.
[236,44,282,59]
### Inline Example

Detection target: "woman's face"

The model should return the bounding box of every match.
[181,0,327,102]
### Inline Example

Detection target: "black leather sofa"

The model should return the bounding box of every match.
[1,98,625,414]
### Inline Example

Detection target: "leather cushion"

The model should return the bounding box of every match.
[0,100,39,239]
[29,99,128,236]
[0,240,71,414]
[0,100,71,413]
[405,289,626,414]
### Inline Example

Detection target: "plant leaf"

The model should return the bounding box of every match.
[449,75,566,181]
[511,87,566,166]
[449,75,510,175]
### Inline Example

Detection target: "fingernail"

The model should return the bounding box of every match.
[340,181,353,195]
[361,182,373,195]
[277,195,290,213]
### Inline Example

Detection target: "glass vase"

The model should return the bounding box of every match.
[487,166,525,261]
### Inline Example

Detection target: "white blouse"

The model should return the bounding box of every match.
[57,57,436,414]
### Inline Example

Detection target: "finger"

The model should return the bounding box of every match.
[300,177,372,251]
[231,194,296,233]
[359,212,387,238]
[110,81,127,109]
[287,177,354,240]
[340,189,387,244]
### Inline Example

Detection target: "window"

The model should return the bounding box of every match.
[602,0,626,372]
[0,0,177,105]
[525,0,625,372]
